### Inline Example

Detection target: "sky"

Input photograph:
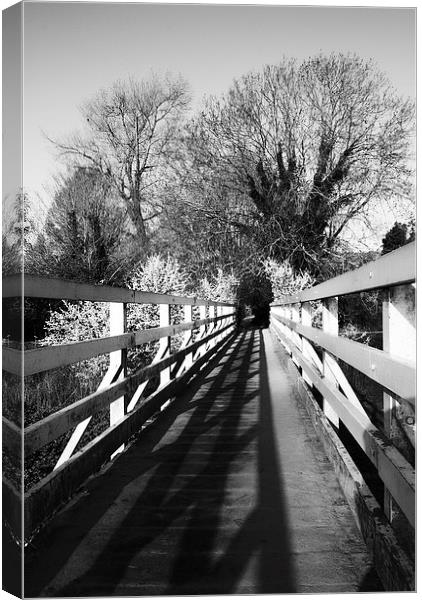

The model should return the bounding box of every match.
[2,1,417,239]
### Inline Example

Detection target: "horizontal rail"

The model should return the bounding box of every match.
[2,417,21,456]
[272,321,415,527]
[24,320,234,454]
[2,347,21,375]
[293,360,415,592]
[3,313,235,377]
[24,325,236,538]
[272,242,415,305]
[3,274,235,307]
[272,313,415,404]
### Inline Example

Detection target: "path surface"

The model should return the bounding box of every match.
[25,326,381,596]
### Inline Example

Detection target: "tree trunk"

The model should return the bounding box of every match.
[127,188,149,250]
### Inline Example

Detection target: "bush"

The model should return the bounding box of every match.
[263,258,313,299]
[41,300,110,388]
[196,269,238,303]
[126,254,192,368]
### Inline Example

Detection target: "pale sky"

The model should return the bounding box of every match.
[5,1,417,230]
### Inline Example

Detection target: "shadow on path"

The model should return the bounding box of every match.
[26,327,296,595]
[25,331,240,595]
[25,325,378,595]
[164,328,296,594]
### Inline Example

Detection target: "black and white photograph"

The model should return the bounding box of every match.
[2,1,416,597]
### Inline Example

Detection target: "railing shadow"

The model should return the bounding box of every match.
[26,326,296,596]
[24,330,240,596]
[53,329,256,596]
[164,328,295,594]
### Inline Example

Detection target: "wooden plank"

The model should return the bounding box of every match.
[272,242,415,305]
[195,305,208,359]
[382,285,416,522]
[125,345,166,414]
[25,380,128,456]
[24,320,236,454]
[274,327,415,527]
[206,306,217,351]
[173,305,194,378]
[272,313,415,404]
[323,353,366,415]
[22,333,134,377]
[3,274,235,307]
[109,302,127,458]
[24,327,236,537]
[159,304,171,387]
[2,348,22,377]
[322,298,340,428]
[16,313,236,377]
[2,272,22,299]
[53,358,122,470]
[290,304,301,370]
[2,417,21,457]
[300,302,314,386]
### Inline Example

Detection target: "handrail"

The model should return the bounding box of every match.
[272,242,415,305]
[23,320,234,455]
[2,275,238,540]
[271,312,415,404]
[275,326,415,526]
[270,243,415,531]
[3,312,236,377]
[2,274,234,306]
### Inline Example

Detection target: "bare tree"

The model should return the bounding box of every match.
[50,74,190,247]
[182,54,414,276]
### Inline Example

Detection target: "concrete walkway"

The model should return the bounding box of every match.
[25,326,382,596]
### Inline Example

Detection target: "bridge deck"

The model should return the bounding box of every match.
[25,326,381,596]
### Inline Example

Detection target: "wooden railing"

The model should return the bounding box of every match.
[2,275,237,540]
[270,242,415,531]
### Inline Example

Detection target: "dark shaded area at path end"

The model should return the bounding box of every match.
[25,325,382,596]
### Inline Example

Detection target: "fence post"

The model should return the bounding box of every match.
[275,305,290,355]
[216,305,223,343]
[222,305,231,338]
[382,284,416,522]
[197,304,207,356]
[321,297,340,428]
[300,301,314,386]
[183,304,194,370]
[109,301,127,457]
[170,303,194,381]
[159,303,171,386]
[208,305,216,349]
[54,301,128,468]
[291,303,301,368]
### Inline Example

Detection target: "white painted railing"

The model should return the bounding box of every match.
[2,275,237,539]
[270,242,415,529]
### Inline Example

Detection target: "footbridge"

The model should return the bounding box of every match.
[2,242,415,595]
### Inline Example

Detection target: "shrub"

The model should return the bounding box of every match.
[126,254,192,369]
[263,258,313,299]
[41,300,110,388]
[196,268,238,303]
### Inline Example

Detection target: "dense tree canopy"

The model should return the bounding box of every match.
[381,221,415,255]
[176,54,414,278]
[34,54,415,296]
[32,168,138,284]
